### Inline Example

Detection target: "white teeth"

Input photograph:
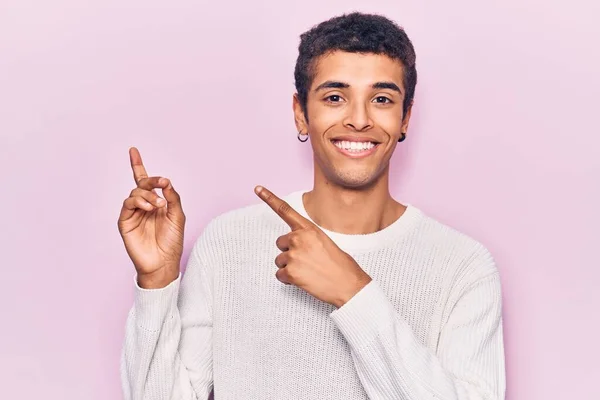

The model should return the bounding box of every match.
[333,140,376,152]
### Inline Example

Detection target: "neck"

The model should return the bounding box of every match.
[303,167,406,235]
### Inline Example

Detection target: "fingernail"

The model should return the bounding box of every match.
[255,186,263,194]
[157,198,166,206]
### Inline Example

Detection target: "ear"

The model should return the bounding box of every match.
[292,94,308,133]
[401,100,414,135]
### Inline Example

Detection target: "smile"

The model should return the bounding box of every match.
[331,139,380,158]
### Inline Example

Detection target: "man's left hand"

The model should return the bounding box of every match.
[255,185,372,308]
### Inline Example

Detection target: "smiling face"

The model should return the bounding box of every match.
[294,51,412,189]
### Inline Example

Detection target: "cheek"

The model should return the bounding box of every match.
[307,102,343,131]
[373,109,403,139]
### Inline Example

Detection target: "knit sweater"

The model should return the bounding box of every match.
[120,190,506,400]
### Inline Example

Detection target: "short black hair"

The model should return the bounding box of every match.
[294,12,417,121]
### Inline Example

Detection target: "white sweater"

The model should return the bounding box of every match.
[121,190,506,400]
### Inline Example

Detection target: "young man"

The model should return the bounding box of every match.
[119,12,505,400]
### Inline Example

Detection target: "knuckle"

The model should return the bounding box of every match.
[306,226,319,236]
[277,201,291,216]
[286,249,297,261]
[289,233,301,247]
[285,265,297,281]
[305,228,321,242]
[133,188,151,200]
[264,191,273,202]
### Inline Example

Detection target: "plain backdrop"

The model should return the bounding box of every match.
[1,0,598,399]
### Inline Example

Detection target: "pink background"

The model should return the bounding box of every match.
[1,0,598,399]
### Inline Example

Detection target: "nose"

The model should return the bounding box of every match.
[343,101,373,132]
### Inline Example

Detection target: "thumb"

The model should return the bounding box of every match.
[160,178,184,218]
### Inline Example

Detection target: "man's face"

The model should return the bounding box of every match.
[294,51,412,189]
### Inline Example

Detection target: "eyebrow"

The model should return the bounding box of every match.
[314,81,349,91]
[314,80,402,94]
[372,81,402,94]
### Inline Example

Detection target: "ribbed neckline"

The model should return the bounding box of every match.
[285,190,423,253]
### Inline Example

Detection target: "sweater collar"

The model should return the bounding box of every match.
[284,190,423,254]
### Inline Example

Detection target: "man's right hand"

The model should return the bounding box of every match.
[117,147,186,289]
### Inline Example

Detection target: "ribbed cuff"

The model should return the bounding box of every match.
[330,279,398,350]
[133,273,181,332]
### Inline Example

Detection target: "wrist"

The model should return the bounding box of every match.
[333,274,372,309]
[137,267,179,289]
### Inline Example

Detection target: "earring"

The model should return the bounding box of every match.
[297,132,309,142]
[398,132,406,142]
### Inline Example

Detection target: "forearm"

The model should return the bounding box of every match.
[121,274,213,400]
[331,278,505,400]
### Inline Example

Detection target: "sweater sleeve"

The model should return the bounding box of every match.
[120,244,213,400]
[330,269,505,400]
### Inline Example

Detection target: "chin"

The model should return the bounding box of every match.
[328,168,381,189]
[315,150,389,190]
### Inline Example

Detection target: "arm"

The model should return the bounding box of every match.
[330,271,505,400]
[253,187,505,398]
[120,244,213,400]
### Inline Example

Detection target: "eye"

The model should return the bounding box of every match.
[325,95,343,103]
[373,96,393,104]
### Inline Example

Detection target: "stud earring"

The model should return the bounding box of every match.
[398,132,406,142]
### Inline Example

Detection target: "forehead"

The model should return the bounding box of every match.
[311,51,404,88]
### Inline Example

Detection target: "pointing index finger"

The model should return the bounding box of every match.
[255,186,309,230]
[129,147,148,184]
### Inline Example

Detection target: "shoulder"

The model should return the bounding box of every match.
[410,207,499,282]
[190,191,294,256]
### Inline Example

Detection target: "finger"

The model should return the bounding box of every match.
[274,252,289,269]
[275,234,291,251]
[159,178,184,216]
[275,267,292,285]
[129,147,149,184]
[130,187,166,208]
[254,186,309,230]
[119,196,154,221]
[136,176,167,191]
